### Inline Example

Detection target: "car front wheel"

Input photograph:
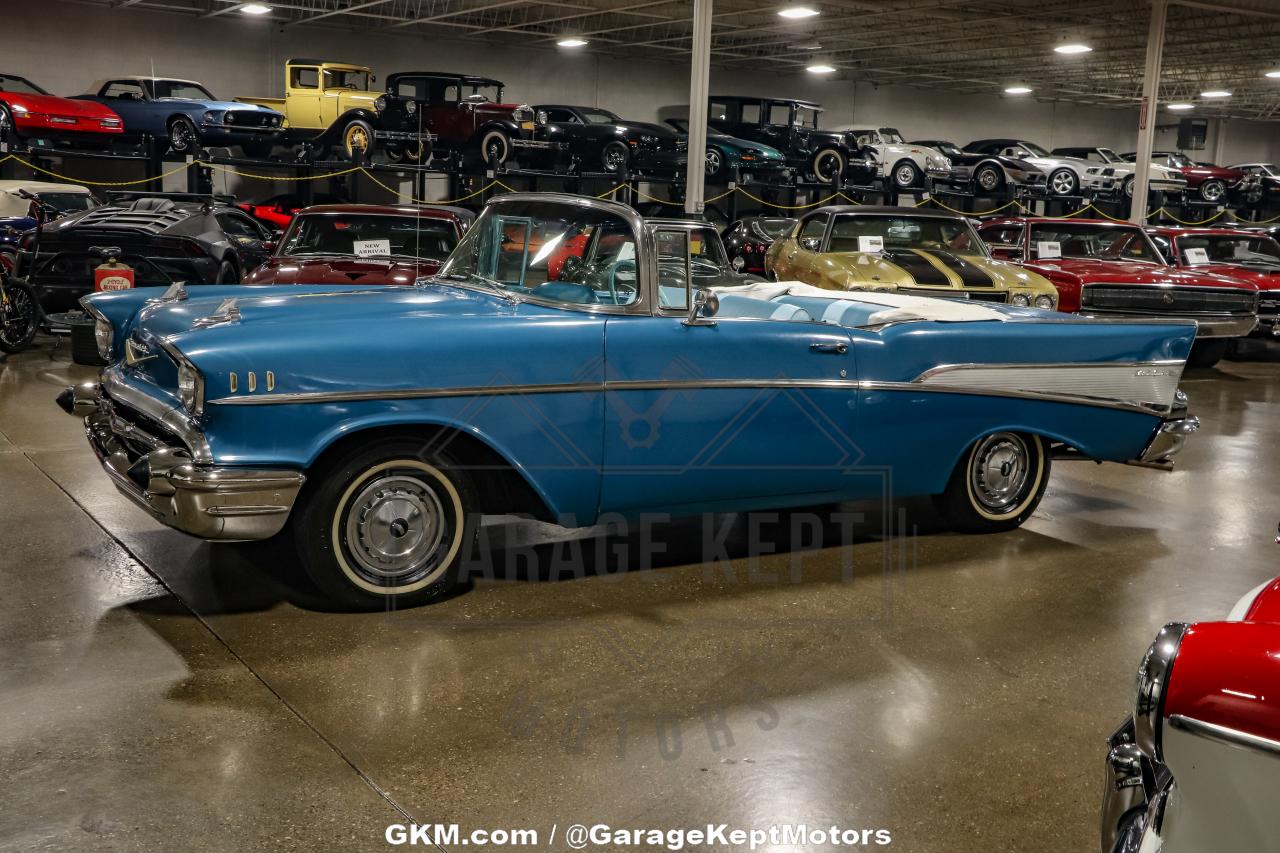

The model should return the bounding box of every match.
[1048,168,1078,196]
[811,147,845,184]
[167,116,200,154]
[293,437,478,609]
[974,164,1004,193]
[1199,179,1226,203]
[934,432,1049,533]
[892,160,922,189]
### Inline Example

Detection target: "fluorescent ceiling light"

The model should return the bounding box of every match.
[778,6,820,18]
[1200,89,1232,98]
[556,38,588,47]
[1167,103,1194,111]
[806,64,836,74]
[240,3,272,13]
[1004,86,1033,95]
[1054,43,1092,54]
[1266,70,1280,78]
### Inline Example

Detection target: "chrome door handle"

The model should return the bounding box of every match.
[810,341,848,354]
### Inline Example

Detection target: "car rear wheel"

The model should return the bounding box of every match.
[167,117,200,154]
[1048,168,1078,196]
[1187,338,1229,368]
[934,432,1049,533]
[892,160,922,189]
[811,147,845,184]
[974,164,1004,193]
[705,146,728,181]
[602,141,630,173]
[1199,179,1227,203]
[216,259,239,284]
[292,437,478,609]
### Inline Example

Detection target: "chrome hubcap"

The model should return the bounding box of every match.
[604,146,625,170]
[896,164,915,185]
[705,149,721,175]
[344,473,446,584]
[978,169,999,190]
[1051,171,1075,194]
[1202,182,1224,201]
[970,433,1032,514]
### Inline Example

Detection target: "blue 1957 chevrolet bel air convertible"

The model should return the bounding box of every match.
[60,193,1200,608]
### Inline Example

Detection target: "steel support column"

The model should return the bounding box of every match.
[684,0,713,215]
[1130,0,1168,225]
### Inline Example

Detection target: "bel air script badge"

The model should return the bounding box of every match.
[1135,368,1174,377]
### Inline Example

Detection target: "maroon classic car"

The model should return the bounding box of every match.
[0,72,122,147]
[1122,151,1260,205]
[1147,226,1280,338]
[979,217,1258,367]
[243,204,473,286]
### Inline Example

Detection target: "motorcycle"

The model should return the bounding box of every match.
[0,267,40,353]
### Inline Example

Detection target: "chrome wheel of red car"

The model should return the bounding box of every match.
[1199,179,1226,203]
[0,105,12,143]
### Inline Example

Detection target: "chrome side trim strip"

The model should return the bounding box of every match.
[857,381,1169,415]
[914,360,1184,412]
[1167,714,1280,759]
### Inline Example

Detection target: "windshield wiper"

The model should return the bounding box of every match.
[434,272,518,302]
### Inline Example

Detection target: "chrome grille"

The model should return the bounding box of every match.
[1082,284,1257,315]
[223,111,275,129]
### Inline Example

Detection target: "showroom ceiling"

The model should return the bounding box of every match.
[81,0,1280,119]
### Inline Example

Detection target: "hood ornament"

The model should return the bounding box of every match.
[193,297,241,329]
[146,281,188,303]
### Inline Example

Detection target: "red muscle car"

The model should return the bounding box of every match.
[1122,150,1260,205]
[1101,571,1280,852]
[0,73,122,147]
[243,204,473,285]
[1147,226,1280,338]
[979,217,1258,367]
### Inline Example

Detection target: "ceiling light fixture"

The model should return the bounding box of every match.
[1004,86,1033,95]
[1167,103,1194,111]
[1200,89,1232,98]
[557,37,588,47]
[240,3,272,13]
[1266,70,1280,79]
[1054,43,1092,54]
[778,5,820,18]
[806,63,836,74]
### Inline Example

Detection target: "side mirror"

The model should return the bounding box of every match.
[800,236,821,252]
[684,287,718,326]
[263,241,277,253]
[731,255,745,272]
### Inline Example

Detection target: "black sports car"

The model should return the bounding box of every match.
[531,105,687,175]
[19,192,273,312]
[721,215,796,276]
[707,95,875,185]
[910,139,1047,194]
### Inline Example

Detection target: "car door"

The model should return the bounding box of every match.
[288,65,323,129]
[773,212,828,282]
[600,226,860,515]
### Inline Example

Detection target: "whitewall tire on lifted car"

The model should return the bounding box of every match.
[934,432,1049,533]
[292,437,478,609]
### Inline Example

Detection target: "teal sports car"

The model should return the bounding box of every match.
[666,119,787,182]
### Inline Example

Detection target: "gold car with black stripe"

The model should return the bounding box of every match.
[766,205,1058,308]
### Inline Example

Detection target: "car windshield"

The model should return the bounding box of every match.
[827,214,985,255]
[462,83,502,102]
[748,218,796,241]
[1095,147,1122,163]
[324,68,372,91]
[439,200,640,307]
[580,109,623,125]
[37,192,98,216]
[1028,223,1161,262]
[930,142,962,159]
[0,74,47,96]
[152,80,216,100]
[794,107,820,128]
[880,128,905,143]
[1176,234,1280,266]
[657,226,729,276]
[281,213,459,263]
[1020,141,1050,157]
[1166,152,1193,168]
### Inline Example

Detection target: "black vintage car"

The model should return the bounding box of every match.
[721,215,797,276]
[707,95,875,185]
[910,139,1047,194]
[531,105,686,175]
[18,192,273,312]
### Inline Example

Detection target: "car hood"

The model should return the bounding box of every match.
[819,249,1056,293]
[1029,258,1258,289]
[14,93,118,118]
[164,99,280,114]
[1027,154,1094,171]
[1181,163,1244,180]
[244,256,442,285]
[1186,262,1280,290]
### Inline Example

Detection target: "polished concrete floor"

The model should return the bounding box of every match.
[3,336,1279,852]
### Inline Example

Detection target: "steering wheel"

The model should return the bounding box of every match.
[606,258,637,305]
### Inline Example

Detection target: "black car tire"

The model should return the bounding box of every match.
[1123,176,1136,198]
[67,313,107,366]
[216,259,240,284]
[340,120,375,161]
[974,164,1004,194]
[1199,179,1227,203]
[705,146,729,182]
[291,436,479,610]
[811,147,845,184]
[602,141,630,173]
[0,276,40,354]
[167,116,200,154]
[0,103,15,145]
[892,160,922,189]
[241,139,274,160]
[933,432,1049,534]
[394,138,427,164]
[479,130,512,167]
[1187,338,1229,368]
[1048,168,1079,197]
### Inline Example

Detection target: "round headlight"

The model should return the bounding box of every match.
[537,110,548,125]
[1034,294,1056,309]
[374,95,388,112]
[405,99,417,115]
[1134,622,1188,760]
[94,317,113,359]
[177,362,201,415]
[1011,293,1030,307]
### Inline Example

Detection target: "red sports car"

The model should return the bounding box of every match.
[979,217,1258,367]
[1122,150,1260,205]
[1147,226,1280,339]
[243,204,473,286]
[0,73,122,147]
[237,193,350,232]
[1100,571,1280,852]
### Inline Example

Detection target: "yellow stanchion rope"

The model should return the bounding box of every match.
[358,169,513,205]
[3,152,194,186]
[204,162,364,182]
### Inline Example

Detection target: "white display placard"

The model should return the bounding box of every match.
[1036,241,1062,260]
[858,235,885,253]
[353,239,391,258]
[1183,247,1210,265]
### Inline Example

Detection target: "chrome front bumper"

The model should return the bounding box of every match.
[1077,311,1258,339]
[60,381,304,541]
[1101,716,1171,853]
[1132,412,1200,469]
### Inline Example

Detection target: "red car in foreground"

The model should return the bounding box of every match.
[1101,571,1280,852]
[979,217,1258,367]
[1147,225,1280,339]
[244,204,474,286]
[0,73,122,147]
